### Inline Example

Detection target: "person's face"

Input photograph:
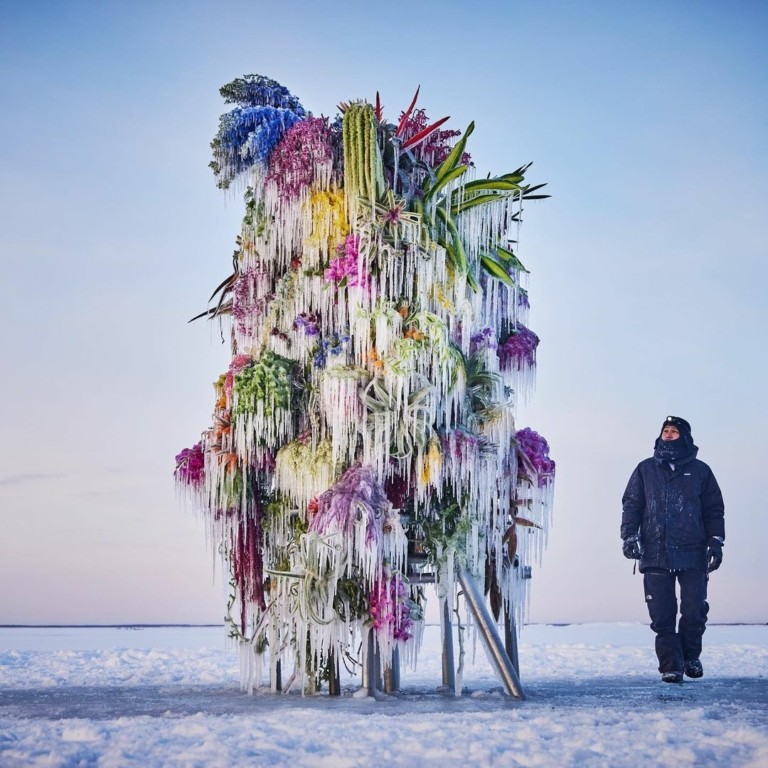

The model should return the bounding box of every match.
[661,425,680,441]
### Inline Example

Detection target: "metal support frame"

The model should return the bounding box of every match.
[441,598,456,690]
[457,566,525,699]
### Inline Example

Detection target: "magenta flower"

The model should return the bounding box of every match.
[324,235,369,287]
[515,427,555,487]
[265,117,334,200]
[497,325,539,370]
[368,574,414,641]
[175,442,205,487]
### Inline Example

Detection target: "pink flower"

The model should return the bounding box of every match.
[324,235,369,288]
[175,442,205,487]
[368,574,414,641]
[265,117,334,200]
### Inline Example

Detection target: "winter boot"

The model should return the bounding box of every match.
[661,671,683,683]
[684,659,703,679]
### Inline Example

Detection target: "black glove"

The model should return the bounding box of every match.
[622,535,642,560]
[707,537,723,572]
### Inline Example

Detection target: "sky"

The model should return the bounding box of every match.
[0,0,766,625]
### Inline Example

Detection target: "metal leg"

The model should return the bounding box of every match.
[327,651,341,696]
[441,598,456,690]
[458,566,525,700]
[504,608,520,677]
[364,630,378,695]
[383,647,400,693]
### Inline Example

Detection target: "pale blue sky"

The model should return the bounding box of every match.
[1,0,766,623]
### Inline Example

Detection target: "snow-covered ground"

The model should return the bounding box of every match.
[1,623,766,767]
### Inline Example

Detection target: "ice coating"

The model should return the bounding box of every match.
[177,77,555,692]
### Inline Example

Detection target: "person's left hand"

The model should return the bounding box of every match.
[707,537,723,572]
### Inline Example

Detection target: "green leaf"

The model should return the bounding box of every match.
[499,173,526,184]
[434,122,475,186]
[480,254,515,287]
[423,164,469,202]
[436,207,468,274]
[455,179,522,198]
[496,246,528,273]
[451,192,506,217]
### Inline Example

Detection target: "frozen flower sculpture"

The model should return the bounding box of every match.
[177,74,555,694]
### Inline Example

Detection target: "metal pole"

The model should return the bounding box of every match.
[327,651,341,696]
[441,598,456,690]
[383,647,400,693]
[364,630,377,695]
[457,565,525,700]
[504,607,520,677]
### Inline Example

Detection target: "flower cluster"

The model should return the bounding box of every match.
[470,327,497,355]
[368,574,415,641]
[497,325,539,370]
[397,108,471,168]
[266,117,334,200]
[224,354,254,401]
[233,351,293,416]
[516,427,555,486]
[309,465,389,544]
[294,312,320,336]
[313,333,350,369]
[174,442,205,487]
[324,235,368,287]
[232,268,270,337]
[210,106,304,188]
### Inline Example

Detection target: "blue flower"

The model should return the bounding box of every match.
[211,106,304,188]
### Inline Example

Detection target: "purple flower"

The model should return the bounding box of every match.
[175,442,205,487]
[294,312,320,336]
[309,465,389,545]
[266,117,334,200]
[515,427,555,487]
[497,325,539,370]
[470,327,497,355]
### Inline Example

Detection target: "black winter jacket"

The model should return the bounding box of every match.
[621,453,725,572]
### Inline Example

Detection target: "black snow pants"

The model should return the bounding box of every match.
[643,568,709,673]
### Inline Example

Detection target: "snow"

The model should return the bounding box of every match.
[1,623,766,767]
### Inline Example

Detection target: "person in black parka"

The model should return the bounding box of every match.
[621,416,725,684]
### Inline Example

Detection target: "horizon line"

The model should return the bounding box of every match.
[2,622,766,629]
